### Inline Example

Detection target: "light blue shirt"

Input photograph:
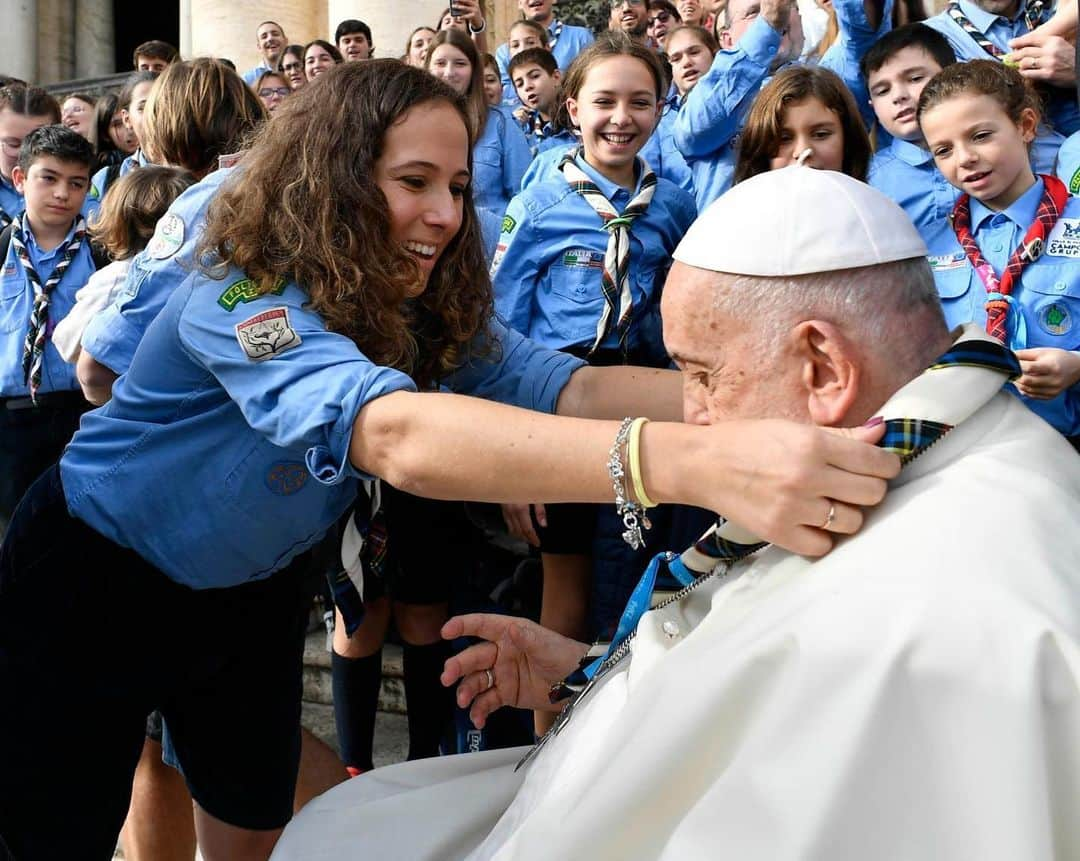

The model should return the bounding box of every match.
[491,154,696,363]
[242,62,274,86]
[80,167,235,376]
[496,19,595,107]
[1055,130,1080,193]
[924,0,1079,135]
[83,150,150,219]
[474,105,533,261]
[923,178,1080,434]
[0,215,97,396]
[61,269,585,589]
[0,174,23,225]
[869,131,1062,238]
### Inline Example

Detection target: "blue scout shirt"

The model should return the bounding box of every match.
[1056,130,1080,193]
[0,174,23,226]
[496,19,595,107]
[491,154,696,363]
[924,0,1079,135]
[923,178,1080,434]
[80,167,235,376]
[475,105,533,261]
[61,270,585,589]
[0,215,97,396]
[651,98,695,198]
[83,150,150,219]
[870,131,1064,237]
[675,0,890,210]
[242,62,274,86]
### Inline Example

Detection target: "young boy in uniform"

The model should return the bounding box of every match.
[0,85,60,229]
[0,125,95,530]
[509,48,574,154]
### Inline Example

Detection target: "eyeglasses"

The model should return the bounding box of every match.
[648,10,672,25]
[282,61,302,73]
[259,87,291,98]
[610,0,645,8]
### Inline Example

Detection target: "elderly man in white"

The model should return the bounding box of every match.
[272,169,1080,861]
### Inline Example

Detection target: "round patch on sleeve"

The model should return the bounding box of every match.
[146,213,185,259]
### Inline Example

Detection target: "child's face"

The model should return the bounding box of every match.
[122,81,155,146]
[373,101,469,296]
[136,54,168,72]
[483,66,503,105]
[12,155,89,231]
[282,52,306,89]
[920,93,1038,211]
[61,98,94,139]
[0,109,53,182]
[868,46,943,142]
[567,56,661,185]
[666,30,714,96]
[428,43,473,96]
[408,30,435,67]
[109,109,138,154]
[508,25,544,57]
[769,96,845,172]
[513,63,561,116]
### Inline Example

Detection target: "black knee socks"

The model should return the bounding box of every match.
[402,640,455,761]
[331,649,382,774]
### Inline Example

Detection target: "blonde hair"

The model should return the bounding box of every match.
[90,165,196,260]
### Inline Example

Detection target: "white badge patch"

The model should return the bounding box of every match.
[235,306,302,362]
[927,252,966,271]
[490,242,507,277]
[146,213,185,259]
[1046,218,1080,258]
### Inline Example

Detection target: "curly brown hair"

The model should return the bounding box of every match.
[734,65,871,184]
[200,60,493,389]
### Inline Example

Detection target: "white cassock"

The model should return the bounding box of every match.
[273,392,1080,861]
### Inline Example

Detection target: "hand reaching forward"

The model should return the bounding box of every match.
[441,614,589,729]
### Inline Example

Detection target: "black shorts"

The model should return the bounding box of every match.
[0,466,315,859]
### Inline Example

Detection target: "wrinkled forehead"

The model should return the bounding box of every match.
[661,263,725,353]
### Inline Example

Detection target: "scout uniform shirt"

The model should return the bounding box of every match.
[60,266,585,589]
[82,149,151,219]
[924,177,1080,434]
[0,215,96,396]
[474,105,533,262]
[495,19,595,108]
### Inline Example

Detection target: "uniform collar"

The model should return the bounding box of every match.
[889,136,935,167]
[573,152,643,198]
[547,17,563,33]
[957,0,1026,28]
[969,176,1043,232]
[20,213,77,260]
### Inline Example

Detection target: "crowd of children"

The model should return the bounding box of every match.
[0,0,1078,857]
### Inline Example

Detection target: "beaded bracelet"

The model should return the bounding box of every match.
[608,417,652,549]
[627,417,658,509]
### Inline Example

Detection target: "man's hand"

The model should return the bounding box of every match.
[1006,32,1077,87]
[761,0,796,32]
[441,614,588,729]
[1014,347,1080,399]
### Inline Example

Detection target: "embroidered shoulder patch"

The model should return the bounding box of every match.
[490,242,507,275]
[146,213,185,259]
[235,307,302,361]
[218,277,286,311]
[1046,218,1080,258]
[501,214,517,235]
[1070,167,1080,196]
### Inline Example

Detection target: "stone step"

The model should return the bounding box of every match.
[302,628,406,715]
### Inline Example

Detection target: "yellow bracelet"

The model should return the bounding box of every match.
[628,417,658,509]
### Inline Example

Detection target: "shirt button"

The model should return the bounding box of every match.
[992,242,1004,252]
[661,620,680,639]
[990,214,1007,228]
[1056,281,1067,292]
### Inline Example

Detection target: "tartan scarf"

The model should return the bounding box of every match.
[945,0,1049,58]
[332,481,389,637]
[548,18,564,50]
[522,325,1021,770]
[559,148,657,355]
[12,217,86,401]
[951,174,1068,344]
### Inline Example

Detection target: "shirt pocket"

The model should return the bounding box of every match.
[0,273,27,333]
[472,144,501,203]
[1020,264,1080,347]
[932,267,977,330]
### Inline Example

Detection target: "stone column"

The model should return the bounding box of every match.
[37,0,75,83]
[189,0,325,73]
[0,0,38,83]
[75,0,115,77]
[326,0,450,59]
[491,0,518,48]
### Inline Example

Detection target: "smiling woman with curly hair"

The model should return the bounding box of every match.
[0,59,900,861]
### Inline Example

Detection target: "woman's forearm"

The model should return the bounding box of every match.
[556,365,685,422]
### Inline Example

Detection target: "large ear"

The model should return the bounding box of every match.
[11,164,26,195]
[792,320,861,427]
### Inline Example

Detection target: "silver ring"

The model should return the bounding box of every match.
[484,668,494,691]
[822,502,836,530]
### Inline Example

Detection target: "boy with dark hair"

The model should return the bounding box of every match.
[132,40,178,72]
[0,124,95,529]
[0,85,61,229]
[336,19,374,61]
[865,23,1061,237]
[508,48,573,154]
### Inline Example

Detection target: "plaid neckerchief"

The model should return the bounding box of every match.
[548,18,564,50]
[11,217,86,401]
[559,148,657,356]
[524,325,1020,770]
[332,481,389,636]
[946,0,1049,57]
[951,174,1068,344]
